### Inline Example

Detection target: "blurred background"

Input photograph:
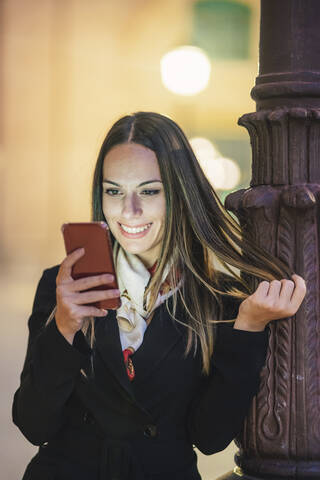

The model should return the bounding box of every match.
[0,0,261,478]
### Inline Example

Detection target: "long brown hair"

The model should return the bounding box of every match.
[92,111,293,374]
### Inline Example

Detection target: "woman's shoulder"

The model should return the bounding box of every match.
[32,265,60,308]
[27,266,60,333]
[42,264,60,281]
[34,265,60,293]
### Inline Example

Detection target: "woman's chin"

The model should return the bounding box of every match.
[118,242,150,255]
[114,237,162,265]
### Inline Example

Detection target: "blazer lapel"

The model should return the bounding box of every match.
[94,310,135,400]
[131,299,184,385]
[93,298,186,393]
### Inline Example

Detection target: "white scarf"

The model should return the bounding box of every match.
[113,242,181,353]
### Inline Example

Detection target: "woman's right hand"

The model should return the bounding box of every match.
[55,248,120,344]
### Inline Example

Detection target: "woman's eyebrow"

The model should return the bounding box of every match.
[102,179,163,187]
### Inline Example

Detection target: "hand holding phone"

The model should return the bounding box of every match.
[55,222,121,344]
[61,222,120,310]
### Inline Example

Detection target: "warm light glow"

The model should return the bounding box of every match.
[213,157,241,190]
[190,137,241,190]
[160,46,211,96]
[188,137,220,160]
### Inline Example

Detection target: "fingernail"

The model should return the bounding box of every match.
[101,309,108,314]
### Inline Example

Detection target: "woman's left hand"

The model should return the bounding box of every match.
[234,274,307,332]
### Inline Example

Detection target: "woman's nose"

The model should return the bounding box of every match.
[121,193,142,218]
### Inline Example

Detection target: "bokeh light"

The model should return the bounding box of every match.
[189,137,241,190]
[160,46,211,96]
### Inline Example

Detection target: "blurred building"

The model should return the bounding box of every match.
[0,1,260,478]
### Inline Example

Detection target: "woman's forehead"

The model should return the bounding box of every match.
[103,143,161,182]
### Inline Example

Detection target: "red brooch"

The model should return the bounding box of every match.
[123,348,135,381]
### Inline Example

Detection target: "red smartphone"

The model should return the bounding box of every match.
[61,222,120,310]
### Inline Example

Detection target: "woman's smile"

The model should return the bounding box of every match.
[118,221,153,238]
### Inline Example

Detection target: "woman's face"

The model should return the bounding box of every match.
[102,143,166,268]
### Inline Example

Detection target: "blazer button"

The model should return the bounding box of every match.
[144,424,157,438]
[83,411,95,425]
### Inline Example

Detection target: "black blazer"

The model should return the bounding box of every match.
[13,266,268,480]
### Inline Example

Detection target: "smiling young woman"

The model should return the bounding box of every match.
[13,112,306,480]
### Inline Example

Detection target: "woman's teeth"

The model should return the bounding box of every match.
[120,223,152,234]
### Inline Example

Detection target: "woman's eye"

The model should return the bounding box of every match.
[141,189,160,196]
[103,188,160,196]
[104,188,122,196]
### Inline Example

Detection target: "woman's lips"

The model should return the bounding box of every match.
[118,222,152,239]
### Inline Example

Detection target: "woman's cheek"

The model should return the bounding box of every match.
[102,198,118,221]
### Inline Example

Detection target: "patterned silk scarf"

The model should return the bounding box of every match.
[113,241,181,380]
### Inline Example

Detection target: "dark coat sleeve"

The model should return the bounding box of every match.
[186,274,269,455]
[12,267,92,446]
